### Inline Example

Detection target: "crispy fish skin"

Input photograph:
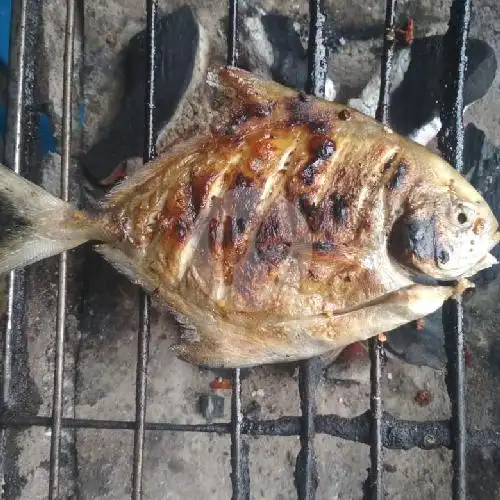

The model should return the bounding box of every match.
[0,66,498,368]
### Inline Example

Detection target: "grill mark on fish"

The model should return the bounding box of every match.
[287,96,332,135]
[300,137,336,186]
[255,209,292,266]
[330,192,348,224]
[212,144,295,288]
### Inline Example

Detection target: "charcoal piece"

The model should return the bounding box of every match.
[81,6,200,183]
[199,394,225,422]
[389,36,497,137]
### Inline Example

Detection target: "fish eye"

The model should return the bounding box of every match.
[453,202,476,228]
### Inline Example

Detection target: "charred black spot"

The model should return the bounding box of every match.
[208,218,218,246]
[176,220,188,241]
[255,212,292,266]
[389,216,438,269]
[236,217,246,233]
[309,120,330,134]
[330,192,348,223]
[299,195,318,218]
[220,124,239,136]
[247,101,273,117]
[338,109,351,121]
[298,91,310,102]
[383,153,398,172]
[314,138,336,160]
[388,162,408,189]
[300,161,320,186]
[313,240,334,252]
[234,173,252,188]
[288,98,313,126]
[407,219,435,260]
[223,216,246,247]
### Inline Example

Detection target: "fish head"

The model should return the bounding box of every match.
[388,152,500,281]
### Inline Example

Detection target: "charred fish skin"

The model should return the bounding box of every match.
[0,66,498,368]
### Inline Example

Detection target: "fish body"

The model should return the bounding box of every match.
[0,66,498,368]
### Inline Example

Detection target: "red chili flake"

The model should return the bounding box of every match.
[99,163,128,186]
[415,389,432,406]
[209,377,232,390]
[416,318,425,331]
[338,341,369,362]
[395,17,415,46]
[464,344,473,368]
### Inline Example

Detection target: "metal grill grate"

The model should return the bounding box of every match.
[1,0,499,499]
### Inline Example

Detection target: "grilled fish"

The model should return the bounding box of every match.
[0,66,498,368]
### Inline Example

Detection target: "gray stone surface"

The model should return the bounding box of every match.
[3,0,500,499]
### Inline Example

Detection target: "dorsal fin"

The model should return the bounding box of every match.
[206,65,297,108]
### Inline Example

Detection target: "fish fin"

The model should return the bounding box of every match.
[93,244,158,294]
[94,243,201,341]
[206,65,296,107]
[0,163,97,275]
[100,138,204,209]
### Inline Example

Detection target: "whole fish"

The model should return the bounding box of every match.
[0,66,498,368]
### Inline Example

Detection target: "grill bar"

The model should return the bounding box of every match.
[2,410,500,449]
[366,1,396,497]
[295,3,328,498]
[48,1,75,497]
[437,1,472,498]
[2,0,28,409]
[131,1,158,499]
[230,367,249,500]
[226,1,250,498]
[1,0,40,492]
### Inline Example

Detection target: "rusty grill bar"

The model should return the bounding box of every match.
[0,0,497,499]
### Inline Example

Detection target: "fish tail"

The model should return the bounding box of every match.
[0,163,101,274]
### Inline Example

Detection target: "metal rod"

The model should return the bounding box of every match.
[296,359,320,500]
[437,1,472,498]
[227,0,239,66]
[1,411,499,449]
[226,1,250,498]
[230,368,249,500]
[1,0,29,492]
[131,2,157,499]
[367,339,384,499]
[375,0,397,124]
[295,2,328,498]
[2,0,27,413]
[48,1,75,497]
[306,0,327,97]
[367,1,397,498]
